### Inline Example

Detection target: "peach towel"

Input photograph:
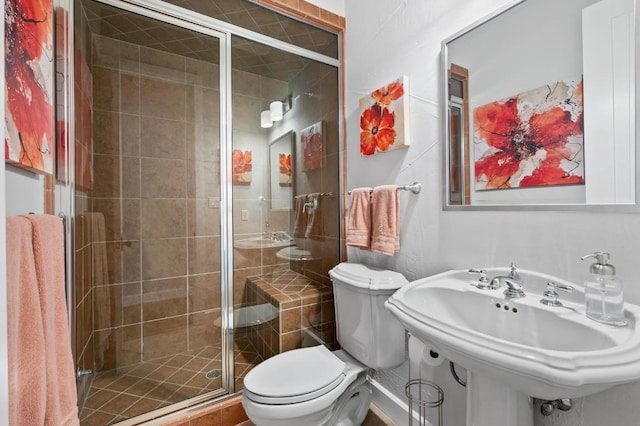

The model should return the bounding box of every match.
[346,187,373,249]
[305,193,324,241]
[293,195,308,238]
[23,214,80,426]
[371,185,400,255]
[6,216,47,425]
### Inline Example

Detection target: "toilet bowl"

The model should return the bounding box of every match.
[241,263,409,426]
[242,346,371,426]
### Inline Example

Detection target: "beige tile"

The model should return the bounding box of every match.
[189,310,221,350]
[122,156,141,199]
[186,58,219,89]
[142,158,187,199]
[187,159,220,199]
[188,236,221,274]
[141,238,187,280]
[189,273,221,312]
[92,35,119,69]
[187,199,220,237]
[191,410,221,426]
[141,198,187,239]
[142,277,188,321]
[141,77,186,120]
[121,242,142,284]
[140,47,186,82]
[93,110,120,155]
[121,114,140,157]
[221,398,249,425]
[122,199,141,241]
[91,154,120,198]
[119,40,140,73]
[141,116,186,160]
[186,122,220,163]
[143,316,188,360]
[187,86,220,126]
[93,67,120,112]
[280,307,301,333]
[120,73,141,114]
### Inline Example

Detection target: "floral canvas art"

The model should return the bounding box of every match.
[279,153,292,186]
[301,121,324,171]
[232,149,252,185]
[473,79,585,190]
[5,0,55,174]
[359,76,410,156]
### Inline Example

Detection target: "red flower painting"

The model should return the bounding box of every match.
[359,76,409,156]
[473,79,585,190]
[232,149,252,185]
[301,121,324,171]
[279,153,291,186]
[5,0,54,174]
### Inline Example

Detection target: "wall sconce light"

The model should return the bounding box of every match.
[270,101,283,121]
[260,95,292,128]
[260,110,273,128]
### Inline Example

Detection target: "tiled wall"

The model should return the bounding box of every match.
[87,33,224,370]
[245,269,337,360]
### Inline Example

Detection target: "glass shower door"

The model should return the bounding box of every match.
[73,1,228,422]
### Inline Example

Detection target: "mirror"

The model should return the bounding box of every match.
[269,131,294,211]
[443,0,638,209]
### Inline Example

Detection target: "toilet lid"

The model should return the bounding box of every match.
[244,345,347,403]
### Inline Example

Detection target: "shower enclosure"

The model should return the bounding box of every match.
[62,0,341,423]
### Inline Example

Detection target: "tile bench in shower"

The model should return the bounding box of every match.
[244,269,338,360]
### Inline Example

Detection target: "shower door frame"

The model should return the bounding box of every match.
[58,0,342,419]
[61,0,236,407]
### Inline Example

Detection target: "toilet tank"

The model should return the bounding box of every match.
[329,262,409,369]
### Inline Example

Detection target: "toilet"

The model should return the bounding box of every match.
[241,262,409,426]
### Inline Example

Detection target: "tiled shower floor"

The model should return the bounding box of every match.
[79,337,263,425]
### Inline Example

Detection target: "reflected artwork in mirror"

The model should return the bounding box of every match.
[442,0,638,209]
[269,130,294,211]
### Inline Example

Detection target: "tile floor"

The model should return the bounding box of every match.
[79,337,262,425]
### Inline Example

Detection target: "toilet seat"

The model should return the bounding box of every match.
[244,346,347,404]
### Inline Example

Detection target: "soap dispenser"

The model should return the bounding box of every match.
[581,252,627,326]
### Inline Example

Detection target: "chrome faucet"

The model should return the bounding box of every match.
[490,263,526,299]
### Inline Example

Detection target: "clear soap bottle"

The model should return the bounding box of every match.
[581,252,627,326]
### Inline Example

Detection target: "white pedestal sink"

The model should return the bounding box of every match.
[385,268,640,426]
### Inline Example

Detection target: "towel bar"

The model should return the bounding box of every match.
[348,182,421,195]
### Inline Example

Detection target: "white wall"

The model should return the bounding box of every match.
[307,0,344,17]
[345,1,640,425]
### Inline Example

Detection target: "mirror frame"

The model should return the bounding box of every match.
[268,130,295,211]
[441,0,640,212]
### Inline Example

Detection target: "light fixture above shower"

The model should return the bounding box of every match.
[260,95,292,128]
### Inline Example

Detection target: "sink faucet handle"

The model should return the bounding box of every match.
[508,262,522,281]
[547,281,574,293]
[540,281,574,307]
[468,269,494,289]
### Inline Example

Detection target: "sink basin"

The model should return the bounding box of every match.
[385,268,640,420]
[234,232,294,250]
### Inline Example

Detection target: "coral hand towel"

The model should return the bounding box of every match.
[346,187,372,248]
[371,185,400,255]
[23,215,80,426]
[305,193,324,240]
[6,216,47,425]
[293,195,308,238]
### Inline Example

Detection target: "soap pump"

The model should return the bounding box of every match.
[581,252,627,326]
